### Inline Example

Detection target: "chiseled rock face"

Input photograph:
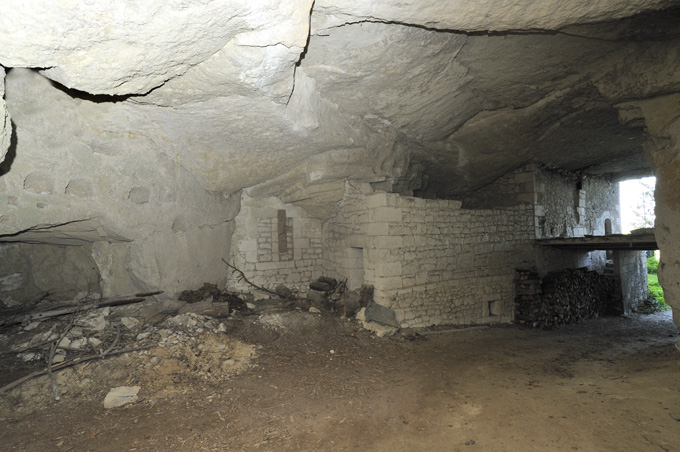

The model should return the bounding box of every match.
[0,1,675,201]
[0,0,314,96]
[311,0,676,33]
[1,1,680,307]
[631,94,680,327]
[0,69,241,297]
[0,67,9,164]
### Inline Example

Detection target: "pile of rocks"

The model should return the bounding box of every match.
[0,284,247,378]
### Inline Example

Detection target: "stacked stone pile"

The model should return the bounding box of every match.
[515,268,615,329]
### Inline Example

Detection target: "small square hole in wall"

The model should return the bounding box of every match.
[488,300,500,317]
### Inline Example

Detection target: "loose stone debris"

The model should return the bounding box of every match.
[103,385,140,409]
[0,277,396,405]
[356,307,399,338]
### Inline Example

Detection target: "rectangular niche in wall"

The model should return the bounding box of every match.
[488,300,500,317]
[347,247,365,290]
[275,210,293,262]
[277,210,288,253]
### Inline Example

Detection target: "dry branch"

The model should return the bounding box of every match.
[221,258,283,298]
[47,341,60,401]
[0,344,154,394]
[0,291,164,328]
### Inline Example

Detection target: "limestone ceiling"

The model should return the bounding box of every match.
[2,0,680,209]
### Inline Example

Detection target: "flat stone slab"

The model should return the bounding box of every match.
[104,386,141,409]
[364,301,399,328]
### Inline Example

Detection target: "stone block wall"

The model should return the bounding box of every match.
[533,167,620,275]
[231,165,634,329]
[324,184,536,327]
[534,167,620,239]
[229,194,323,295]
[322,185,374,291]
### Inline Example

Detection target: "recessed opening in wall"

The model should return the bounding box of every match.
[488,300,500,317]
[347,247,365,290]
[277,209,288,253]
[0,242,102,308]
[619,176,655,233]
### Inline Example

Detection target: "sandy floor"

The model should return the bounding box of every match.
[1,309,679,452]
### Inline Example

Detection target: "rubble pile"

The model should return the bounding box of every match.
[0,286,256,397]
[0,276,403,403]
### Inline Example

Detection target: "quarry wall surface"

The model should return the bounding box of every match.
[0,243,101,308]
[324,185,536,328]
[0,69,239,301]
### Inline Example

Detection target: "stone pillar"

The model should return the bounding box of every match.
[625,94,680,330]
[612,250,648,315]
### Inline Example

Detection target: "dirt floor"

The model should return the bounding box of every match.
[1,304,679,452]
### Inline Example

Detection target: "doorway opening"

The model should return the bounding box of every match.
[619,176,655,233]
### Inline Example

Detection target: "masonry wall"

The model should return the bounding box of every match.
[232,165,632,328]
[322,185,375,291]
[534,168,620,239]
[229,194,323,295]
[324,185,535,328]
[462,165,621,277]
[534,168,620,275]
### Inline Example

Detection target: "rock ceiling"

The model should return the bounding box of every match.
[2,0,680,217]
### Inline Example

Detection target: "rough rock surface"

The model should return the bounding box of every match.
[631,94,680,328]
[0,67,9,164]
[0,1,680,324]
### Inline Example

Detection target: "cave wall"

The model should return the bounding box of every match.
[0,2,675,332]
[0,243,101,307]
[0,67,9,164]
[628,93,680,327]
[0,69,239,299]
[461,165,536,209]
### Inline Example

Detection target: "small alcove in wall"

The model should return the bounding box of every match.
[347,247,365,290]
